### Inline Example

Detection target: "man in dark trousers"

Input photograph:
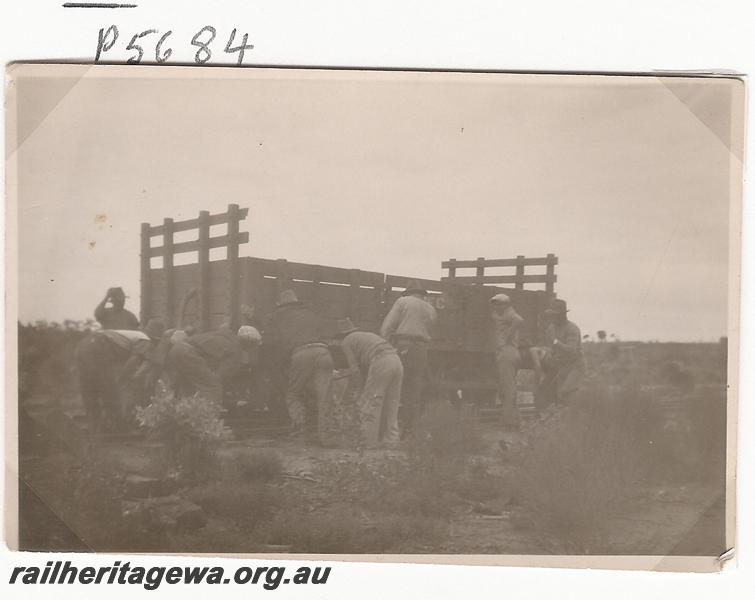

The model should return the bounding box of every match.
[537,298,584,408]
[263,289,333,441]
[380,280,437,437]
[94,287,139,330]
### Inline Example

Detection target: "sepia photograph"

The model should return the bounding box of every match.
[5,64,744,569]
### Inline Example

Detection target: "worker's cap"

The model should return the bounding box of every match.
[545,298,569,314]
[237,325,262,343]
[170,329,189,344]
[490,293,511,305]
[402,279,427,296]
[143,318,166,340]
[333,317,359,338]
[277,289,300,306]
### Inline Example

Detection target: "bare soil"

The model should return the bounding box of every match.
[18,401,725,556]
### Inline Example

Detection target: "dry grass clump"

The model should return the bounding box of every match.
[414,401,486,459]
[29,452,170,552]
[256,511,442,554]
[687,387,727,483]
[186,481,281,529]
[514,383,652,553]
[307,401,506,532]
[220,447,284,482]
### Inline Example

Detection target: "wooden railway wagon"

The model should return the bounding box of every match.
[140,205,557,403]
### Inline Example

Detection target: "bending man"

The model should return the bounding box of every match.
[76,319,165,433]
[263,290,333,441]
[334,317,403,448]
[167,326,260,406]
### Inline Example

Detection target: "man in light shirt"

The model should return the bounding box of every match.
[489,293,524,430]
[380,280,437,437]
[335,317,403,448]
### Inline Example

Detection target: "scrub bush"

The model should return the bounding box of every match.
[136,383,232,477]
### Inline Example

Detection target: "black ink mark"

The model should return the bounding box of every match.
[63,2,138,7]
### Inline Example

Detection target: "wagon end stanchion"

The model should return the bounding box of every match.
[139,222,151,327]
[441,254,558,293]
[140,204,250,330]
[198,210,211,330]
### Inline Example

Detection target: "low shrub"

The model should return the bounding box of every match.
[136,383,232,478]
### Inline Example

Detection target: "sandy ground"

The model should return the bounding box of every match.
[17,393,725,557]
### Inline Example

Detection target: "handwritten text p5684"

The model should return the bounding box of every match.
[95,25,254,65]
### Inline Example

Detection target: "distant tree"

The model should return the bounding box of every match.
[597,330,607,342]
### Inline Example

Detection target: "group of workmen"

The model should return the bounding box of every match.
[76,281,583,447]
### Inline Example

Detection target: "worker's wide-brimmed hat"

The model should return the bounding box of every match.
[545,298,569,314]
[143,318,166,340]
[402,279,427,296]
[277,289,300,306]
[237,325,262,343]
[490,293,511,305]
[333,317,359,338]
[109,286,127,299]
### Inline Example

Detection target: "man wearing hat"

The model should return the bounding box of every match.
[263,289,333,439]
[380,280,437,437]
[537,298,584,408]
[334,317,403,448]
[76,318,165,433]
[94,286,139,330]
[225,325,265,410]
[489,293,525,430]
[166,325,257,406]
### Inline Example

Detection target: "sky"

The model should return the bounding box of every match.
[10,66,742,341]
